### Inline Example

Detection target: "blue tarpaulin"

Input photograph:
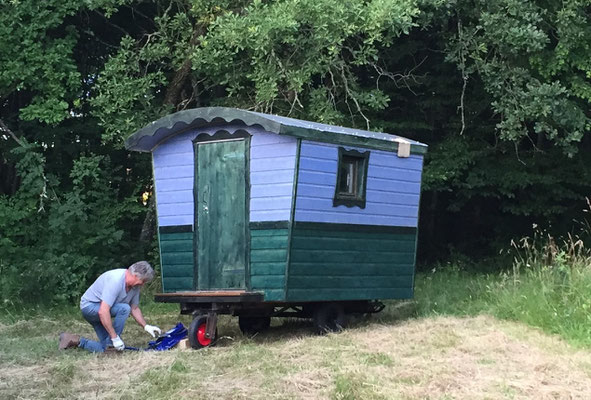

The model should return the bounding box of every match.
[125,322,188,351]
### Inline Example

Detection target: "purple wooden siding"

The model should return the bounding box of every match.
[152,125,296,227]
[295,141,423,227]
[249,133,297,221]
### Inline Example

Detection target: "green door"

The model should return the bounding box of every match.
[195,138,248,290]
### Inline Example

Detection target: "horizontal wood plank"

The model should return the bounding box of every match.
[159,231,193,241]
[251,249,288,263]
[293,222,416,235]
[262,289,285,301]
[159,230,194,292]
[161,251,193,265]
[250,159,295,173]
[251,235,289,250]
[250,169,294,185]
[250,262,286,276]
[158,215,193,226]
[157,290,257,297]
[295,211,417,226]
[249,227,288,300]
[250,226,289,235]
[160,277,193,292]
[288,275,413,289]
[160,239,193,253]
[156,190,193,205]
[154,165,193,179]
[286,287,414,301]
[289,262,414,277]
[251,275,285,289]
[290,250,415,264]
[161,264,193,278]
[286,223,416,301]
[291,236,416,252]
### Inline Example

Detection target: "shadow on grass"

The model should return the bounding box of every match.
[0,298,419,363]
[213,300,418,348]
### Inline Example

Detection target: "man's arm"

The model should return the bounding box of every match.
[131,305,161,337]
[130,304,147,328]
[98,301,117,339]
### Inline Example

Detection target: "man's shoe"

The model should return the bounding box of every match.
[58,333,80,350]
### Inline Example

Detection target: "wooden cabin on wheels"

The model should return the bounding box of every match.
[126,107,427,348]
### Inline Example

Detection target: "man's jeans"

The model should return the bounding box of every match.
[79,303,131,353]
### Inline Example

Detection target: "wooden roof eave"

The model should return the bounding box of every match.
[125,107,427,155]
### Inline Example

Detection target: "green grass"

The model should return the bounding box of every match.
[3,255,591,362]
[3,222,591,398]
[401,252,591,348]
[3,263,591,398]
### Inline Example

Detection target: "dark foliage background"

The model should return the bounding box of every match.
[1,0,590,304]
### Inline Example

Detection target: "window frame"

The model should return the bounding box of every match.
[333,147,370,209]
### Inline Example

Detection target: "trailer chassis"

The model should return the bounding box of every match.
[155,291,385,349]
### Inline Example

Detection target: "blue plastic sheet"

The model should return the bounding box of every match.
[116,323,188,352]
[147,322,188,351]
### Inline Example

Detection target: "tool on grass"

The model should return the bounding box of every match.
[147,322,188,350]
[103,323,188,353]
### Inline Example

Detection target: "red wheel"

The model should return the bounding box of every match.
[196,322,211,346]
[188,315,217,349]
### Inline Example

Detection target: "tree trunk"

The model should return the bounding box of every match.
[163,26,204,107]
[0,119,25,195]
[137,25,205,246]
[0,157,19,195]
[163,58,193,107]
[139,193,156,247]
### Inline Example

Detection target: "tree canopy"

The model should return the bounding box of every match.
[1,0,590,303]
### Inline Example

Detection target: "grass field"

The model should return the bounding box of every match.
[3,264,591,399]
[3,308,591,399]
[3,228,591,399]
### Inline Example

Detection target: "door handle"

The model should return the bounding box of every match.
[202,185,209,212]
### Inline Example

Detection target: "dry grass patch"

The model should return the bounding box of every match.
[2,314,591,399]
[0,364,52,399]
[355,315,591,399]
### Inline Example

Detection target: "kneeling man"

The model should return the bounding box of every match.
[59,261,161,352]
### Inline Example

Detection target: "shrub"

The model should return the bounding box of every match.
[0,147,146,305]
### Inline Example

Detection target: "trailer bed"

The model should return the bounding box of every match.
[155,290,264,303]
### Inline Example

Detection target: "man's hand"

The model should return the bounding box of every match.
[112,335,125,351]
[144,324,162,338]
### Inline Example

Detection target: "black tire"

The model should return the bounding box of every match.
[238,316,271,335]
[313,303,347,334]
[188,315,217,349]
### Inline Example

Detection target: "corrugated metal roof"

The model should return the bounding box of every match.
[125,107,427,154]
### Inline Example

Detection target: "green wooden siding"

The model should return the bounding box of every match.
[250,227,289,301]
[158,224,416,300]
[286,223,417,301]
[159,231,193,292]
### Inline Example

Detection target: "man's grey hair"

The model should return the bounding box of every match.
[128,261,155,282]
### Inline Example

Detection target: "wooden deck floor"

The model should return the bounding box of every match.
[157,290,256,297]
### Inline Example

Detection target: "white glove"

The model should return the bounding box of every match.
[144,324,162,338]
[111,335,124,351]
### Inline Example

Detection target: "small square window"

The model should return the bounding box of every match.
[333,148,369,209]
